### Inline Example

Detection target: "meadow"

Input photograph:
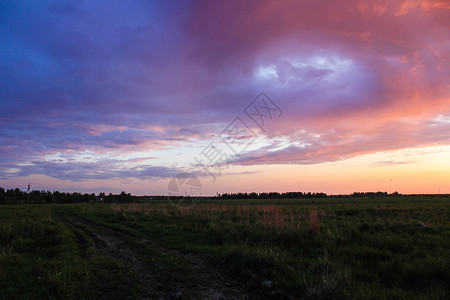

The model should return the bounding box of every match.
[1,195,449,299]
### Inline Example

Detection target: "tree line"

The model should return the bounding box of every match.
[218,191,401,199]
[0,187,404,204]
[218,192,328,199]
[0,188,134,204]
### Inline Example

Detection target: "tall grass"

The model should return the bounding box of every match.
[2,196,448,299]
[98,198,449,299]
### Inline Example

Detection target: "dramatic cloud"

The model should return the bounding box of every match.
[0,0,449,192]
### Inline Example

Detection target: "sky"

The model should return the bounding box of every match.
[0,0,449,195]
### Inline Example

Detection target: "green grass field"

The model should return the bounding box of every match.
[1,196,449,299]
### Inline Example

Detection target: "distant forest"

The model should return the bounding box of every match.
[0,187,409,204]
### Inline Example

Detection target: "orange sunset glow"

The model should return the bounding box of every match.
[0,0,449,195]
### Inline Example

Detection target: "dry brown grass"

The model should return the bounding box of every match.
[308,206,320,233]
[107,202,325,233]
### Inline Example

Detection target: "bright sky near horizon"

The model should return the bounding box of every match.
[0,0,449,195]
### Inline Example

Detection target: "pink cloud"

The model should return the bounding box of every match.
[1,0,449,188]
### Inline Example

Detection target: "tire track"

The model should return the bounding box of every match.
[61,215,248,300]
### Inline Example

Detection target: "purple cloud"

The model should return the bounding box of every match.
[0,1,449,190]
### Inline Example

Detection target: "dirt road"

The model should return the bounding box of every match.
[62,216,248,300]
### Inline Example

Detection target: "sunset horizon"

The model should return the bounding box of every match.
[1,1,450,298]
[1,1,449,195]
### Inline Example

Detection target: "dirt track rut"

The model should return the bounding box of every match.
[62,216,248,300]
